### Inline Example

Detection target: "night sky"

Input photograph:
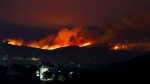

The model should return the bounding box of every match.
[0,0,150,48]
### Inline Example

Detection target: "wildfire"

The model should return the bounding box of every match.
[6,39,92,50]
[80,42,92,47]
[5,27,93,50]
[114,46,119,50]
[111,45,129,50]
[7,39,23,46]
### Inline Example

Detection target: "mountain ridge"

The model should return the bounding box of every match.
[0,43,147,69]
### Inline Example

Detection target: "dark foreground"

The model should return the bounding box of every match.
[0,52,150,84]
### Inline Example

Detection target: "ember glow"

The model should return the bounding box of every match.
[5,27,93,50]
[7,39,24,46]
[111,44,130,50]
[80,42,92,47]
[114,46,119,50]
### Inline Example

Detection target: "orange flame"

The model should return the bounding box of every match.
[5,27,93,50]
[111,45,129,50]
[114,46,119,50]
[80,42,92,47]
[7,39,24,46]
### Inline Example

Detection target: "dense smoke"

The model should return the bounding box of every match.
[5,6,150,51]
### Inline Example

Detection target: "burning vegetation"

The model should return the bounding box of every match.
[5,27,93,50]
[3,9,150,51]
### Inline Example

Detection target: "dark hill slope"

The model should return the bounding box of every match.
[0,43,146,69]
[67,52,150,84]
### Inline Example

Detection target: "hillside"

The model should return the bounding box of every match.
[66,51,150,84]
[0,43,147,69]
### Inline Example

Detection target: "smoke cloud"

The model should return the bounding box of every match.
[1,0,150,51]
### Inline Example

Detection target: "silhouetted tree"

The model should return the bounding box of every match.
[27,64,38,76]
[43,71,51,80]
[0,65,7,77]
